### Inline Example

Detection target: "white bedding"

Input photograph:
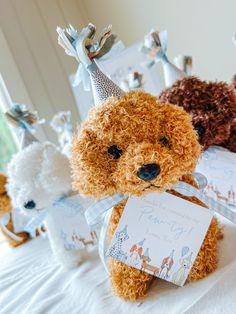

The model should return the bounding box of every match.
[1,216,236,314]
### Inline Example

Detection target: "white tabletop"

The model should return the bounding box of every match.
[0,215,236,314]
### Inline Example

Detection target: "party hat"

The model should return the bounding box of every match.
[5,103,44,150]
[50,111,73,156]
[137,238,146,246]
[143,248,150,257]
[173,55,193,75]
[186,252,193,263]
[57,23,124,105]
[170,249,174,259]
[121,224,128,234]
[233,34,236,46]
[141,30,186,87]
[120,71,143,91]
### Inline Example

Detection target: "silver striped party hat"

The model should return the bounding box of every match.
[57,23,124,105]
[5,103,44,149]
[141,30,186,87]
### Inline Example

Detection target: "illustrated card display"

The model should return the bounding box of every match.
[108,192,213,286]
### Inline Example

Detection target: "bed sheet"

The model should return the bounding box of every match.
[0,216,236,314]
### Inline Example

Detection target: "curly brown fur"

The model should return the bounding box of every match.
[108,200,154,300]
[71,90,223,300]
[221,118,236,152]
[72,91,200,197]
[159,76,236,152]
[0,173,29,247]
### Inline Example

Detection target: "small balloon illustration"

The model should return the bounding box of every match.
[182,246,189,257]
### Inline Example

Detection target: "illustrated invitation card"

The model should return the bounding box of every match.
[197,146,236,209]
[52,195,97,251]
[108,192,213,286]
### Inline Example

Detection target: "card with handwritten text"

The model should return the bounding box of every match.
[108,192,213,286]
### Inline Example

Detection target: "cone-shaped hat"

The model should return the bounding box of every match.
[233,34,236,46]
[138,238,146,246]
[5,103,44,149]
[186,252,193,262]
[141,30,186,87]
[57,23,124,105]
[19,129,39,150]
[170,249,174,259]
[143,248,150,257]
[121,224,128,234]
[173,55,193,75]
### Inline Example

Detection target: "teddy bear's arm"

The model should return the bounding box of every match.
[0,198,29,247]
[0,175,29,247]
[188,217,223,281]
[171,174,223,281]
[108,200,154,301]
[107,173,223,299]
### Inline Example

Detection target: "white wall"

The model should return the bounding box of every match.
[80,0,236,82]
[0,0,87,142]
[0,0,235,143]
[0,28,46,142]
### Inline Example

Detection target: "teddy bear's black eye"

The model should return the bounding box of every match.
[204,103,216,112]
[107,145,122,159]
[24,200,36,210]
[195,124,205,137]
[160,137,170,147]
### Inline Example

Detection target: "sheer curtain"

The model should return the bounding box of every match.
[0,74,18,172]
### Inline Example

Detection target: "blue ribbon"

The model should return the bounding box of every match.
[24,210,48,238]
[72,41,125,90]
[141,30,169,68]
[24,194,93,238]
[93,172,236,274]
[57,24,124,91]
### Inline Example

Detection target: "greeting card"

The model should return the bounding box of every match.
[196,147,236,208]
[52,195,98,251]
[108,192,213,286]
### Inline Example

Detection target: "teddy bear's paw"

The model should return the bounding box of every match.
[188,217,222,281]
[109,259,153,301]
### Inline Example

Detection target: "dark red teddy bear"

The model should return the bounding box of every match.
[159,76,236,152]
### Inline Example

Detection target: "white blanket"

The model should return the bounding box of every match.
[0,216,236,314]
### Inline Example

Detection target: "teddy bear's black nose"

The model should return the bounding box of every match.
[24,200,36,210]
[137,164,161,181]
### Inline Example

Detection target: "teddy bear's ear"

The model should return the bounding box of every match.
[158,102,201,166]
[40,143,71,194]
[42,143,57,160]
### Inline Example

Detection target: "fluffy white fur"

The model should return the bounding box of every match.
[7,142,89,268]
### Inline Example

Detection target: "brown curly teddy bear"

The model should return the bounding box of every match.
[71,90,223,301]
[0,173,29,247]
[159,76,236,152]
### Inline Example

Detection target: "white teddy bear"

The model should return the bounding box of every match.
[7,142,92,268]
